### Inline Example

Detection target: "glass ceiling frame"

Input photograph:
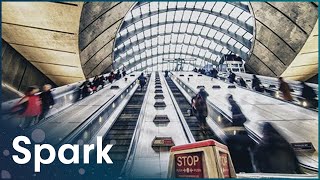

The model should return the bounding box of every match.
[113,1,255,72]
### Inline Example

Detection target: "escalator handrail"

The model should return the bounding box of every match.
[58,75,139,146]
[163,74,195,143]
[120,76,151,176]
[171,72,234,123]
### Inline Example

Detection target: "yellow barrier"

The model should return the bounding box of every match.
[167,139,236,178]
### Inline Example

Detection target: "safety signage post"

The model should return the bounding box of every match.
[167,139,236,178]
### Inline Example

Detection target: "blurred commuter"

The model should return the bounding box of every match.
[79,78,92,99]
[210,68,218,79]
[253,122,302,174]
[252,75,264,92]
[108,71,115,83]
[238,77,247,88]
[115,69,121,80]
[228,71,236,84]
[198,87,209,101]
[227,95,246,126]
[193,67,198,72]
[278,77,293,101]
[100,75,106,88]
[138,73,147,91]
[39,84,55,121]
[165,70,169,77]
[191,89,208,132]
[91,75,100,92]
[300,81,317,108]
[12,86,42,129]
[122,67,127,77]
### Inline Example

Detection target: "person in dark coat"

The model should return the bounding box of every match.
[238,77,247,88]
[227,95,246,126]
[193,67,198,72]
[122,67,127,77]
[99,75,106,89]
[138,73,147,91]
[108,71,115,83]
[228,71,236,84]
[165,70,169,77]
[92,75,100,92]
[192,89,208,132]
[115,69,121,80]
[252,75,264,92]
[210,68,218,79]
[39,84,55,122]
[79,78,92,99]
[253,122,302,174]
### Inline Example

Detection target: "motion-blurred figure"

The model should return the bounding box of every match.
[252,75,264,92]
[238,77,247,88]
[227,95,246,126]
[115,69,121,80]
[99,75,106,89]
[108,71,115,83]
[12,86,42,129]
[228,71,236,84]
[253,122,302,174]
[210,68,218,79]
[193,67,198,72]
[79,78,92,99]
[165,70,169,77]
[300,81,317,108]
[191,88,208,132]
[92,75,100,92]
[122,67,127,77]
[138,73,147,91]
[39,84,55,122]
[278,77,293,101]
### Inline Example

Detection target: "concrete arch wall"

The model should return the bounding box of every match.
[2,2,318,86]
[2,40,56,101]
[79,2,318,81]
[79,2,134,77]
[246,2,318,77]
[1,2,85,86]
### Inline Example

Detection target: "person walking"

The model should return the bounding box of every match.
[12,86,42,129]
[278,77,293,101]
[39,84,55,122]
[138,72,147,91]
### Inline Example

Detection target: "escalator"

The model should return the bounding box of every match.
[165,76,254,173]
[165,77,218,141]
[102,80,148,177]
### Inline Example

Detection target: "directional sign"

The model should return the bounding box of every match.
[175,152,203,178]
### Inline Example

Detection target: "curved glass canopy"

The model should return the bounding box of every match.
[113,2,255,73]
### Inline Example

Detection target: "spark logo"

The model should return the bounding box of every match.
[12,136,113,172]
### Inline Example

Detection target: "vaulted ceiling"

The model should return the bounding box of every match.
[1,2,318,85]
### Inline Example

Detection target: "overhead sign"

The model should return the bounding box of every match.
[175,152,203,178]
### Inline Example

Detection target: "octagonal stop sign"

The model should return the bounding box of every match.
[168,139,236,178]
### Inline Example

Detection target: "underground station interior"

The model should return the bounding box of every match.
[0,1,319,179]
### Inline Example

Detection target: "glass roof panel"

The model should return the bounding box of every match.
[114,1,255,72]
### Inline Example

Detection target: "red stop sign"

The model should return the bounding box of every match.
[175,152,203,178]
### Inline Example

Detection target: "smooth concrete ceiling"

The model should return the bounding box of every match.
[1,2,318,85]
[1,2,85,86]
